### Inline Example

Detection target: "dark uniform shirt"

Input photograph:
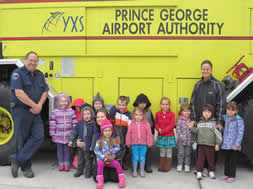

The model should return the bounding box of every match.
[190,76,226,125]
[10,66,49,108]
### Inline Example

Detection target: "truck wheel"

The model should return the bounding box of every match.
[242,99,253,164]
[0,82,14,165]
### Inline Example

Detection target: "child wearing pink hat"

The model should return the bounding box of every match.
[94,119,125,189]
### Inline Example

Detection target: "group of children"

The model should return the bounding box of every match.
[49,92,245,189]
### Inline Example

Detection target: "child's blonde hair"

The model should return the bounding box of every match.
[97,135,120,150]
[178,104,192,116]
[160,97,170,104]
[132,107,146,121]
[60,96,68,101]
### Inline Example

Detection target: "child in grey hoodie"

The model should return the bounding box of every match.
[190,104,222,180]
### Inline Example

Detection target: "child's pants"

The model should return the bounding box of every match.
[76,149,93,174]
[177,143,192,165]
[145,147,152,170]
[223,150,238,177]
[97,160,123,175]
[160,148,172,158]
[57,143,70,166]
[131,145,148,163]
[196,145,215,172]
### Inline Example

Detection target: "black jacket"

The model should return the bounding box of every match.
[190,76,226,125]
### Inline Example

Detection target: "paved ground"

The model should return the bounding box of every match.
[0,148,252,189]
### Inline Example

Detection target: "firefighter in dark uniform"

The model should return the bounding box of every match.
[10,51,49,178]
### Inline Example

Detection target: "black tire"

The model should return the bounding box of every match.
[0,82,15,165]
[242,99,253,164]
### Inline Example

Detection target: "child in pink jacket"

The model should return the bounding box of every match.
[126,107,153,177]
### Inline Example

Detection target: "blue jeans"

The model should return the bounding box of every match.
[11,107,44,171]
[131,145,147,163]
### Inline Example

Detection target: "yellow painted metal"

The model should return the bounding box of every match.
[0,107,14,145]
[61,77,94,104]
[251,9,253,54]
[0,0,253,115]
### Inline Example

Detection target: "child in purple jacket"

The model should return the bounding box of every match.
[221,101,244,183]
[49,93,78,171]
[176,104,195,173]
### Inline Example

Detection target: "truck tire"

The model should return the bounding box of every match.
[242,99,253,164]
[0,82,14,165]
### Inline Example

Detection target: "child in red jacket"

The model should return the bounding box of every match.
[71,98,84,168]
[155,97,176,172]
[126,107,153,177]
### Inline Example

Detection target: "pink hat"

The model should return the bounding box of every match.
[72,98,84,107]
[100,119,113,134]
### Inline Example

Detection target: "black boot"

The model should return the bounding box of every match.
[9,156,19,178]
[74,150,85,177]
[145,147,153,173]
[23,169,34,178]
[74,168,84,177]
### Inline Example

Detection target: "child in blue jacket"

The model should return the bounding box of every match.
[94,119,125,189]
[221,101,244,183]
[68,103,97,178]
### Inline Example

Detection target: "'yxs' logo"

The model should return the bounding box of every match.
[63,16,84,32]
[42,12,84,33]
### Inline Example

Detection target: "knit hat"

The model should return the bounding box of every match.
[81,103,95,120]
[100,119,113,135]
[92,92,104,106]
[202,104,215,117]
[133,93,151,109]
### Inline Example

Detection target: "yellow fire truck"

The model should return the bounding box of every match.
[0,0,253,164]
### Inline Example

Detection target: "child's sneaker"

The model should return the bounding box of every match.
[184,165,190,173]
[197,172,202,180]
[220,176,228,180]
[226,177,236,183]
[202,168,208,177]
[209,171,216,179]
[59,165,64,171]
[64,165,70,172]
[176,165,182,172]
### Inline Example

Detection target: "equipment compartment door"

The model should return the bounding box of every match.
[119,78,163,112]
[61,78,94,104]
